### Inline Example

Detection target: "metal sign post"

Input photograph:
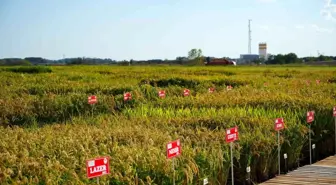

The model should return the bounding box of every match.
[312,144,316,163]
[225,127,238,185]
[203,178,208,185]
[309,124,312,164]
[88,95,97,118]
[278,130,280,175]
[284,153,287,174]
[230,142,234,185]
[166,139,181,185]
[135,170,138,185]
[246,166,251,185]
[333,106,336,155]
[306,111,314,165]
[274,118,284,176]
[91,104,94,118]
[173,158,175,185]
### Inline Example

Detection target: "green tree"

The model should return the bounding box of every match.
[284,53,299,63]
[188,49,202,60]
[187,49,203,65]
[265,53,300,65]
[317,55,332,61]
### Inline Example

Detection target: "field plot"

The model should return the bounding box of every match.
[0,65,336,185]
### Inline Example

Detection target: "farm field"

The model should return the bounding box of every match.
[0,65,336,185]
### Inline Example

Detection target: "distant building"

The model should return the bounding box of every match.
[258,43,267,60]
[238,54,260,64]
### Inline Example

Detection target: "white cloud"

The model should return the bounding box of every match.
[293,24,333,33]
[256,0,277,3]
[321,0,336,22]
[311,24,334,33]
[259,25,270,30]
[295,25,305,29]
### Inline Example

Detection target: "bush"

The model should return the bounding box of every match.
[5,66,52,73]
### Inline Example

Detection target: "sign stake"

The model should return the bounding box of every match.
[312,144,316,163]
[306,111,314,165]
[225,126,238,185]
[333,106,336,155]
[203,178,208,185]
[246,166,251,185]
[135,171,138,185]
[97,177,99,185]
[284,153,287,174]
[230,142,234,185]
[278,130,280,175]
[166,139,180,185]
[173,158,175,185]
[334,106,336,155]
[274,118,284,175]
[91,104,94,118]
[88,95,97,117]
[309,124,312,164]
[335,116,336,155]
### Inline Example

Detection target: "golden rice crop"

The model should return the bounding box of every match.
[0,65,335,184]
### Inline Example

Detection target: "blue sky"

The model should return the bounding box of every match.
[0,0,335,60]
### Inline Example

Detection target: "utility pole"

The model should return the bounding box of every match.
[248,19,252,54]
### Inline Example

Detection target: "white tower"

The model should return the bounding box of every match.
[258,43,267,60]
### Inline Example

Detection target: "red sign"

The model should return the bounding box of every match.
[158,90,165,98]
[88,95,97,104]
[86,156,110,179]
[166,139,181,159]
[183,89,190,96]
[225,127,239,143]
[208,87,215,93]
[227,85,233,90]
[124,92,132,101]
[307,111,315,123]
[333,107,336,117]
[274,118,284,131]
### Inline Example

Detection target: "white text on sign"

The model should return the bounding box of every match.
[227,133,237,140]
[89,165,107,174]
[169,147,179,155]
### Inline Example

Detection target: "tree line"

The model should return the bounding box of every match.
[263,53,336,65]
[1,49,335,66]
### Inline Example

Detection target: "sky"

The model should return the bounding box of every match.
[0,0,336,60]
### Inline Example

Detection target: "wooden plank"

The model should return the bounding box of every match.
[259,155,336,185]
[274,176,336,183]
[314,156,336,167]
[261,177,336,184]
[262,179,334,185]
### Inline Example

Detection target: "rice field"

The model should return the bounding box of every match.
[0,65,336,185]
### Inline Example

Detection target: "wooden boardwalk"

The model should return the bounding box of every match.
[260,156,336,185]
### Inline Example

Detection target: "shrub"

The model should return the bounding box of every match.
[5,66,52,73]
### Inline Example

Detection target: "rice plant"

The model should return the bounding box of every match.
[0,65,335,184]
